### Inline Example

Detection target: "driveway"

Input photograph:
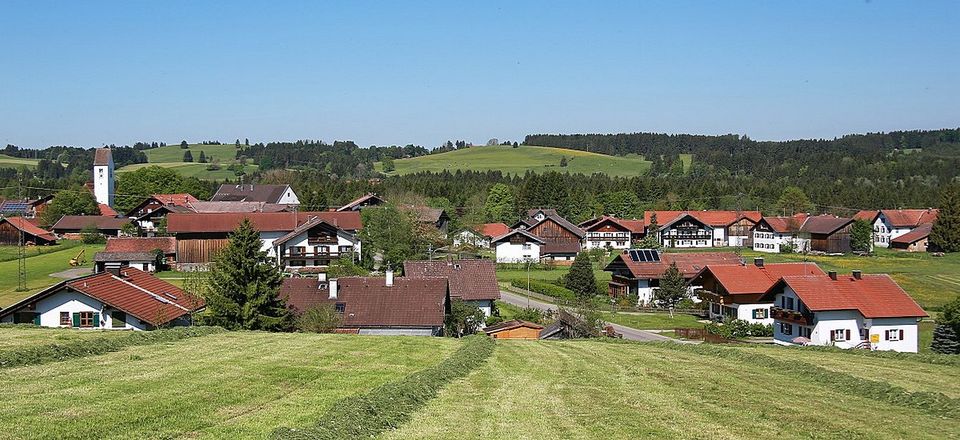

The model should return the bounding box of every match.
[498,290,678,342]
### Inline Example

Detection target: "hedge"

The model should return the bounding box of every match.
[596,339,960,418]
[274,334,495,440]
[0,326,225,369]
[510,279,576,301]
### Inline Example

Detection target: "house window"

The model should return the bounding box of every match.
[711,303,721,314]
[752,308,768,320]
[79,312,95,328]
[522,243,531,250]
[338,245,352,254]
[335,303,345,313]
[60,312,71,326]
[886,329,903,341]
[289,260,306,267]
[111,311,126,328]
[832,329,848,342]
[780,323,793,335]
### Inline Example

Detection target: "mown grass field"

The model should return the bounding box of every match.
[0,240,79,262]
[0,243,103,308]
[0,332,457,439]
[383,340,959,439]
[375,145,652,177]
[0,154,39,169]
[0,326,128,350]
[116,143,257,180]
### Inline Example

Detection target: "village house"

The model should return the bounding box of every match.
[644,210,763,248]
[94,237,177,273]
[578,216,645,250]
[0,195,54,218]
[271,216,362,274]
[491,229,544,263]
[278,271,450,336]
[752,214,854,254]
[126,194,200,234]
[453,222,510,248]
[0,217,56,245]
[889,223,933,252]
[857,209,938,248]
[165,211,362,267]
[0,267,204,330]
[404,206,451,234]
[336,193,387,211]
[211,184,300,205]
[52,215,132,239]
[761,271,927,353]
[690,258,825,324]
[512,209,584,262]
[604,249,741,305]
[403,259,500,317]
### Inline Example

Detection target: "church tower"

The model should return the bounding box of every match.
[93,147,114,206]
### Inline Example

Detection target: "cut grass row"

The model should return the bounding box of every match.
[0,325,131,350]
[0,243,103,308]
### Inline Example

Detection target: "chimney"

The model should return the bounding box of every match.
[106,264,121,277]
[386,268,394,287]
[318,272,327,282]
[754,257,764,268]
[328,278,338,299]
[852,270,862,280]
[828,271,838,281]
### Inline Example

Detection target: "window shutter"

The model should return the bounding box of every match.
[830,331,835,342]
[845,329,851,341]
[93,313,100,327]
[72,312,80,327]
[899,329,904,340]
[33,313,40,326]
[884,330,889,341]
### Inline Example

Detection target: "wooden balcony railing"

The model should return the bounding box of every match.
[770,306,813,326]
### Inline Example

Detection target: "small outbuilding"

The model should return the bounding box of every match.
[0,217,57,245]
[484,320,544,340]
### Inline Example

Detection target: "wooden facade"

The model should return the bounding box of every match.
[176,233,231,264]
[485,320,544,340]
[727,217,756,247]
[0,220,56,245]
[809,225,852,253]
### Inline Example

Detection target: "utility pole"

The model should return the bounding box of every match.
[16,174,27,292]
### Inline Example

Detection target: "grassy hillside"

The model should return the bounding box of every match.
[385,340,959,439]
[376,145,653,177]
[0,154,39,169]
[0,243,102,308]
[116,143,257,180]
[0,332,456,439]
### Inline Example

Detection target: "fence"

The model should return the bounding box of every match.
[674,327,736,344]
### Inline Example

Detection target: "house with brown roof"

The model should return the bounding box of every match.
[166,211,361,265]
[644,210,763,248]
[125,194,200,234]
[52,215,132,239]
[690,258,824,324]
[278,271,450,336]
[403,259,500,317]
[516,209,584,261]
[0,267,204,330]
[751,214,854,254]
[271,216,361,274]
[491,229,544,263]
[579,216,644,250]
[94,237,177,273]
[604,249,741,305]
[760,270,926,353]
[0,195,54,218]
[453,222,511,248]
[336,193,387,211]
[211,184,300,205]
[0,217,57,245]
[867,209,938,248]
[889,223,933,252]
[402,206,451,234]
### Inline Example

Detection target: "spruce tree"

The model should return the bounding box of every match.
[198,150,207,163]
[565,251,597,303]
[203,218,292,331]
[931,324,960,354]
[183,150,193,162]
[654,262,687,313]
[930,184,960,252]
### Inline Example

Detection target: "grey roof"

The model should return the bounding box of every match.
[52,215,131,231]
[94,251,157,262]
[211,184,293,203]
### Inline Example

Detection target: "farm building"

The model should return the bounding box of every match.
[644,210,762,248]
[485,320,544,340]
[492,229,544,263]
[124,193,199,218]
[278,272,451,336]
[604,249,741,305]
[0,217,56,245]
[762,271,927,353]
[516,209,584,261]
[889,223,933,252]
[752,214,853,254]
[403,259,500,318]
[51,215,132,239]
[0,267,204,330]
[211,184,300,205]
[857,208,938,248]
[94,237,177,273]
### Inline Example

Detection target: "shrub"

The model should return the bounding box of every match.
[274,335,495,439]
[780,242,795,254]
[705,319,772,339]
[297,305,342,333]
[510,279,576,301]
[80,225,105,244]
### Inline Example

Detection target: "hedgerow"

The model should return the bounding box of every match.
[510,279,576,301]
[0,326,225,369]
[596,339,960,418]
[274,334,495,440]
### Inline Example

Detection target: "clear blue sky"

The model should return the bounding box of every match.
[1,1,958,149]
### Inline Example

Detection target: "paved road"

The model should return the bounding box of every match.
[498,290,677,342]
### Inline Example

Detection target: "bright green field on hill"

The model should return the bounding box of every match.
[143,143,240,163]
[0,154,39,169]
[0,243,102,308]
[376,145,652,177]
[117,161,258,180]
[116,143,255,180]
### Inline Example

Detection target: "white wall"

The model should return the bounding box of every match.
[584,231,630,249]
[93,163,114,207]
[278,186,300,205]
[495,241,540,263]
[868,317,920,353]
[275,229,361,269]
[753,231,809,253]
[735,303,773,324]
[0,289,147,330]
[358,328,438,336]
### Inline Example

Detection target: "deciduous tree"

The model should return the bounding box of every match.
[850,219,873,252]
[777,186,814,215]
[40,187,100,226]
[484,183,515,223]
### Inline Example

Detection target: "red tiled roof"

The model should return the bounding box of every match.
[104,237,176,254]
[98,204,119,217]
[645,210,761,228]
[279,276,448,327]
[771,274,927,319]
[881,209,939,228]
[52,215,131,231]
[854,210,879,222]
[581,216,645,233]
[696,262,825,295]
[891,223,933,245]
[166,211,362,233]
[491,229,545,244]
[152,193,199,205]
[756,214,852,235]
[403,259,500,301]
[1,217,56,242]
[475,223,510,238]
[608,251,742,279]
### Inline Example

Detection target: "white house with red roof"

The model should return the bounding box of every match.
[453,223,510,249]
[644,210,762,248]
[604,249,742,305]
[690,258,824,324]
[578,216,644,250]
[0,267,204,330]
[859,209,938,248]
[761,270,927,352]
[491,229,544,263]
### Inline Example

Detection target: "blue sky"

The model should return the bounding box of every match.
[1,1,957,149]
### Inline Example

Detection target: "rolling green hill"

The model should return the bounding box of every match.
[0,154,39,169]
[375,145,655,177]
[116,144,256,180]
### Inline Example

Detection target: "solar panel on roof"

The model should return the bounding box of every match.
[651,250,661,262]
[628,250,640,262]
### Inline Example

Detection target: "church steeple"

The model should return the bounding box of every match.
[93,147,114,206]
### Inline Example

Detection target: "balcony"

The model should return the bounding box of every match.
[770,306,813,325]
[282,251,353,260]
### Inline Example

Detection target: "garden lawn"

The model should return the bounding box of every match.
[382,340,958,439]
[0,326,128,350]
[602,311,703,330]
[0,243,103,308]
[0,332,457,440]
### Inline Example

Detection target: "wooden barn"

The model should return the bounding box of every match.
[518,209,585,262]
[0,217,56,245]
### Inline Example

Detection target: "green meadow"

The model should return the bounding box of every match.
[116,143,256,180]
[0,243,103,308]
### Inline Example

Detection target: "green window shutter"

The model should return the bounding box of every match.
[33,313,41,326]
[72,312,80,327]
[93,313,100,327]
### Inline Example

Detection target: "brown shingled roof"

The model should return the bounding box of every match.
[166,211,362,233]
[403,259,500,301]
[104,237,176,254]
[211,184,294,203]
[93,148,113,166]
[52,215,131,232]
[606,251,742,279]
[881,209,939,228]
